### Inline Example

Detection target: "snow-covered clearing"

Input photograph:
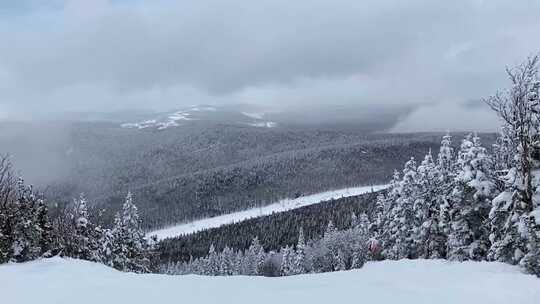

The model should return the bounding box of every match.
[149,184,387,240]
[1,257,538,304]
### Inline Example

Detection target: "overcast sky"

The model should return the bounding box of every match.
[1,0,540,130]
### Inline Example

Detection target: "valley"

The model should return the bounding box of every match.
[148,184,387,240]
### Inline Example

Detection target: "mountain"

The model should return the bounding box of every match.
[149,184,387,241]
[0,113,496,230]
[120,105,277,130]
[0,118,492,230]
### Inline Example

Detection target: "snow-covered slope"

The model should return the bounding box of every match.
[121,105,276,130]
[1,257,538,304]
[148,185,387,240]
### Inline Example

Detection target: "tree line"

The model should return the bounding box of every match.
[162,215,373,277]
[157,191,379,262]
[0,155,154,273]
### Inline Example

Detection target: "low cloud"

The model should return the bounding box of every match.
[0,0,539,130]
[391,102,500,133]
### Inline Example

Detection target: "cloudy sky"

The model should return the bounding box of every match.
[1,0,540,130]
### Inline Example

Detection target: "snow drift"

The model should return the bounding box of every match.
[1,257,538,304]
[149,184,387,240]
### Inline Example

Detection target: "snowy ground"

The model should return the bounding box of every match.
[148,184,387,240]
[1,257,539,304]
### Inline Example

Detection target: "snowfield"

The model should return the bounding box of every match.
[1,257,539,304]
[148,184,387,240]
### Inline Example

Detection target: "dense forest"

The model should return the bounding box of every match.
[2,121,484,229]
[158,191,380,262]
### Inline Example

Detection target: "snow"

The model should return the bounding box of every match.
[1,257,539,304]
[148,185,387,240]
[122,111,196,130]
[530,207,540,225]
[242,112,265,119]
[190,106,217,112]
[247,121,277,128]
[121,107,276,130]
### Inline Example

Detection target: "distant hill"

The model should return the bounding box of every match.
[0,113,496,229]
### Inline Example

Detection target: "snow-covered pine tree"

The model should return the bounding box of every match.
[96,226,115,267]
[280,245,295,276]
[9,179,51,263]
[373,194,386,230]
[414,151,447,259]
[292,228,307,274]
[352,213,370,265]
[234,250,244,275]
[334,249,346,271]
[34,199,53,258]
[111,192,151,273]
[357,213,370,235]
[437,132,455,184]
[519,214,540,276]
[350,247,364,269]
[244,237,265,275]
[435,133,457,255]
[485,55,540,265]
[0,156,13,263]
[447,134,494,261]
[376,170,401,256]
[320,220,338,268]
[325,220,337,236]
[69,194,101,261]
[351,212,359,228]
[205,244,220,275]
[219,246,235,275]
[387,158,418,260]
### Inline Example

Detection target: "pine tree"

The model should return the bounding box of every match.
[436,133,456,250]
[111,192,151,273]
[334,249,346,271]
[234,251,244,275]
[292,228,307,274]
[357,213,370,235]
[219,246,235,275]
[351,212,359,228]
[519,215,540,276]
[35,199,53,258]
[205,244,220,275]
[448,134,493,261]
[8,179,51,262]
[413,151,446,259]
[244,237,265,275]
[325,220,337,236]
[387,158,418,260]
[280,245,295,276]
[96,226,116,267]
[71,194,100,261]
[437,132,455,183]
[376,171,401,255]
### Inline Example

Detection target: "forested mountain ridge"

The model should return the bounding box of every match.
[2,119,485,229]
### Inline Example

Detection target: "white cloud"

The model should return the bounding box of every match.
[391,102,500,133]
[0,0,539,130]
